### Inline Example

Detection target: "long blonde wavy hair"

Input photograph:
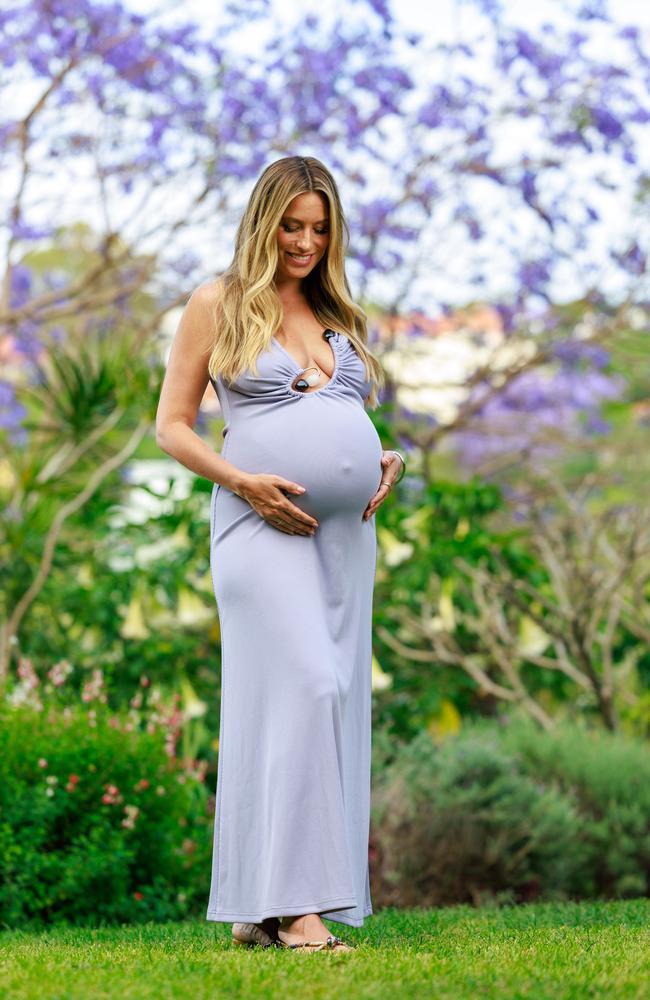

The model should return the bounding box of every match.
[205,155,385,409]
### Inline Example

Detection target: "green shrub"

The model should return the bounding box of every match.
[0,703,211,930]
[371,722,584,908]
[371,717,650,908]
[497,717,650,899]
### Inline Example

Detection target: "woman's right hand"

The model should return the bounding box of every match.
[235,473,319,536]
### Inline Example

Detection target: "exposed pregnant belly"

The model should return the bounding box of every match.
[222,396,384,519]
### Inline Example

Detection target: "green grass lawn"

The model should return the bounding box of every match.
[1,899,648,999]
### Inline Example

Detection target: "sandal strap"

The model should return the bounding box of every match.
[288,934,351,951]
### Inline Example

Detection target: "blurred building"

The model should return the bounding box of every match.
[368,304,536,424]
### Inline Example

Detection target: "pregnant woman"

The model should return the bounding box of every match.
[156,155,405,953]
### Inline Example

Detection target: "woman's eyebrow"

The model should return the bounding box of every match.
[281,215,329,224]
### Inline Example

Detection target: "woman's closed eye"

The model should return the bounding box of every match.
[282,224,329,235]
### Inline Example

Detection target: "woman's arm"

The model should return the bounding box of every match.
[155,281,247,497]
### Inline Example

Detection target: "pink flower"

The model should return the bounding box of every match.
[17,656,39,690]
[81,668,105,704]
[47,659,73,687]
[102,783,123,805]
[9,656,43,710]
[38,758,48,769]
[185,759,208,783]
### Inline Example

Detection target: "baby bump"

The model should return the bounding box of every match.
[223,399,384,518]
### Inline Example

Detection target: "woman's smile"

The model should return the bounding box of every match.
[286,251,314,267]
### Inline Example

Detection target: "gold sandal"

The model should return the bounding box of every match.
[277,930,355,952]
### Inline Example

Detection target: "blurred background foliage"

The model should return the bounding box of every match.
[1,0,649,926]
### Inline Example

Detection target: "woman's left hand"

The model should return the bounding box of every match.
[362,451,402,521]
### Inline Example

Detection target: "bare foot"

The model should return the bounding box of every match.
[277,912,332,945]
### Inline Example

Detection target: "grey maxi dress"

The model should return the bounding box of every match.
[205,329,382,928]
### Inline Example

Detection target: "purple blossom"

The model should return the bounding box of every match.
[591,106,624,141]
[518,258,552,295]
[494,303,518,334]
[453,357,625,473]
[10,221,55,241]
[9,264,32,307]
[0,121,19,145]
[363,0,394,24]
[612,241,646,276]
[417,100,445,129]
[551,340,611,369]
[512,29,565,77]
[521,170,537,204]
[0,381,27,444]
[359,197,396,235]
[13,319,43,359]
[552,128,584,147]
[584,413,611,435]
[170,252,202,278]
[148,115,171,146]
[578,2,610,22]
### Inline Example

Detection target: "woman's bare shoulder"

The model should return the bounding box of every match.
[189,276,225,309]
[180,278,225,345]
[171,278,225,358]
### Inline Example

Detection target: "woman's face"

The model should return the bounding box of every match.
[275,191,330,282]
